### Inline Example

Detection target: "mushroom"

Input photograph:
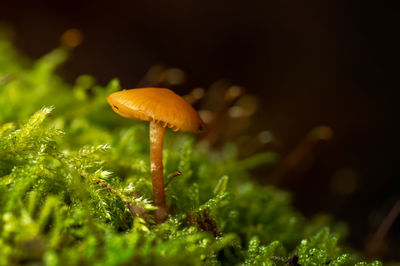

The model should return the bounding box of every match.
[107,88,204,223]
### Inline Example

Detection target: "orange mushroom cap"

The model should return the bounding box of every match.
[107,88,205,133]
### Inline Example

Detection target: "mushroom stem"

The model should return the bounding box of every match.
[150,121,168,223]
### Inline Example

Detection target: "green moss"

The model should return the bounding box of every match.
[0,36,381,265]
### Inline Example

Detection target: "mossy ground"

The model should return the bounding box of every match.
[0,36,382,265]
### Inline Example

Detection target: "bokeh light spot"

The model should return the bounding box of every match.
[60,28,83,48]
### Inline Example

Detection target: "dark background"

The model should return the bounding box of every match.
[2,0,399,260]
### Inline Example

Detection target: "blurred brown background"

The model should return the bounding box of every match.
[2,0,399,260]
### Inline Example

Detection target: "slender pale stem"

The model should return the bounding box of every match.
[150,121,167,223]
